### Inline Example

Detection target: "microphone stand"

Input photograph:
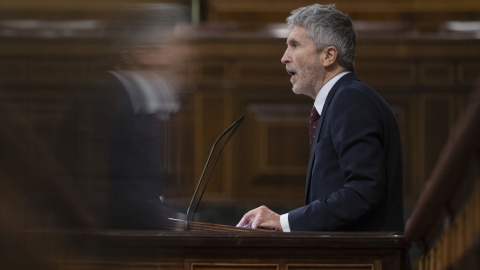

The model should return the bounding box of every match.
[184,115,245,231]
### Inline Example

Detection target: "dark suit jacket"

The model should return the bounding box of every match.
[56,73,168,229]
[289,73,405,232]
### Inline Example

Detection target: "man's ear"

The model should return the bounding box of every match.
[321,46,338,67]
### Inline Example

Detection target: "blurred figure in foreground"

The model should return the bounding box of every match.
[56,3,190,230]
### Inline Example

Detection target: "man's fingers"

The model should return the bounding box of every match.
[236,209,257,227]
[236,205,278,230]
[251,207,271,229]
[251,214,261,229]
[236,215,249,227]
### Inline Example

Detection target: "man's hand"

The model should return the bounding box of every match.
[236,205,282,231]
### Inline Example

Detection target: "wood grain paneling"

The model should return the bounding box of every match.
[419,62,455,85]
[0,17,479,222]
[287,264,374,270]
[418,94,458,182]
[458,62,480,85]
[204,0,480,31]
[191,263,279,270]
[356,61,417,85]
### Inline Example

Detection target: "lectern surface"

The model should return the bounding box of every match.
[18,222,409,270]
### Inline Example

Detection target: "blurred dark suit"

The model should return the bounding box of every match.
[56,71,174,229]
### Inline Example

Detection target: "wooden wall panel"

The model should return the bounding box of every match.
[232,100,309,205]
[419,62,456,85]
[194,91,234,198]
[287,265,375,270]
[418,94,457,186]
[204,0,480,31]
[0,17,480,227]
[191,263,278,270]
[458,62,480,85]
[355,61,417,85]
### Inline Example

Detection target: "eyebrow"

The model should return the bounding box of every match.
[287,38,299,46]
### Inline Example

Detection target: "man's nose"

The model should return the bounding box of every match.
[281,50,290,64]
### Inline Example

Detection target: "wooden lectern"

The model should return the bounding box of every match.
[21,219,409,270]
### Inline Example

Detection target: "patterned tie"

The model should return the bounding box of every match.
[309,106,320,148]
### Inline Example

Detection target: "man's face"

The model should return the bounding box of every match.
[281,25,324,99]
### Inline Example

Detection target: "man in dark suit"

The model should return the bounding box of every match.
[237,4,405,232]
[56,4,189,229]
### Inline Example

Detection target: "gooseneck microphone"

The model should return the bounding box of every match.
[184,115,245,231]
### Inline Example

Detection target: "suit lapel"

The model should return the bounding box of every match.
[304,73,356,203]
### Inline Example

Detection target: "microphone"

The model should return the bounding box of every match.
[184,114,245,231]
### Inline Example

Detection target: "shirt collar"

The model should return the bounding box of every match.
[314,71,350,114]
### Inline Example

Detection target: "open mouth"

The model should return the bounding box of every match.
[286,69,296,76]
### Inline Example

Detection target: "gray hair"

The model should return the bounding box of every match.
[286,4,356,71]
[111,3,190,47]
